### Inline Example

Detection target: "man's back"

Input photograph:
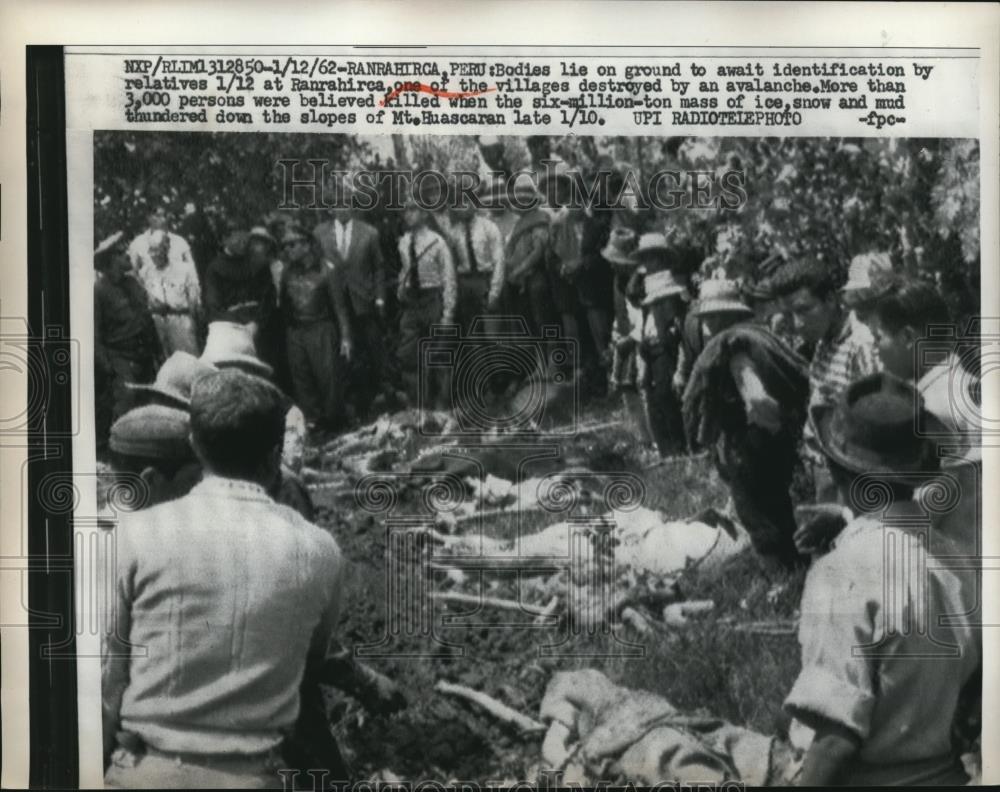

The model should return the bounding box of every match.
[110,475,342,755]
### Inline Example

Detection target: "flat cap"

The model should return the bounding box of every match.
[110,404,194,461]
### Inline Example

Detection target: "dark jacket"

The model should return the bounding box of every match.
[280,256,353,344]
[313,219,385,318]
[203,253,277,327]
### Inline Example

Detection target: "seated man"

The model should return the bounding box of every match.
[784,373,980,785]
[102,370,344,788]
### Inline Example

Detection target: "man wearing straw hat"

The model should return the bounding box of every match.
[682,279,810,566]
[627,232,699,456]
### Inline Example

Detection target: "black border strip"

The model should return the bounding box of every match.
[26,44,79,788]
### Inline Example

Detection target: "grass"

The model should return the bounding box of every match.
[317,399,807,781]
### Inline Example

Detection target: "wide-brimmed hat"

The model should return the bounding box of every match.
[126,351,217,408]
[812,372,944,475]
[601,227,639,267]
[642,268,689,306]
[628,233,701,275]
[248,226,276,248]
[692,279,753,318]
[200,321,273,378]
[110,404,194,461]
[843,251,893,293]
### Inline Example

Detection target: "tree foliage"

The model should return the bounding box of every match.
[94,132,980,321]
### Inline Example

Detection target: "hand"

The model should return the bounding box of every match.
[340,339,353,361]
[744,391,782,433]
[375,299,386,318]
[794,503,850,555]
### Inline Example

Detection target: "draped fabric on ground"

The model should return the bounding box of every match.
[539,669,778,785]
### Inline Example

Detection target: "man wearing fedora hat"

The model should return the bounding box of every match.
[278,221,354,432]
[313,176,391,416]
[784,372,979,786]
[95,231,164,452]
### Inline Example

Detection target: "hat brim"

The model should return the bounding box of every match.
[811,403,944,476]
[642,286,688,306]
[692,299,753,318]
[124,382,191,409]
[204,354,274,379]
[601,246,638,267]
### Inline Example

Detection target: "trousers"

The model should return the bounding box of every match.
[286,320,345,428]
[104,745,285,789]
[397,288,445,408]
[717,425,803,566]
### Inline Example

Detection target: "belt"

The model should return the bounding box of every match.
[113,732,284,770]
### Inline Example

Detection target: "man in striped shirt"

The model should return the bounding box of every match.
[771,259,881,500]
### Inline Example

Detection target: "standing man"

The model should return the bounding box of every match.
[132,225,203,357]
[102,370,344,789]
[313,181,389,415]
[769,259,881,500]
[396,196,456,409]
[502,178,552,336]
[445,197,504,335]
[279,222,353,433]
[95,232,163,452]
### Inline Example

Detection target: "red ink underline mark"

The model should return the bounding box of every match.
[379,82,497,107]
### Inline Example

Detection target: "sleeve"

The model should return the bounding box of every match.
[307,536,344,664]
[102,524,136,759]
[185,258,203,316]
[396,235,410,287]
[327,262,352,345]
[849,334,881,382]
[369,227,387,304]
[439,237,457,323]
[784,555,879,740]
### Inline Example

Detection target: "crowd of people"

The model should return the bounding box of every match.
[95,166,983,787]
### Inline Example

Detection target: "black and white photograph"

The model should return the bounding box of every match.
[89,130,984,787]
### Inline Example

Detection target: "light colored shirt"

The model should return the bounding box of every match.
[334,219,353,258]
[785,504,979,784]
[397,226,457,322]
[130,231,202,314]
[917,350,981,464]
[103,475,343,755]
[447,215,506,302]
